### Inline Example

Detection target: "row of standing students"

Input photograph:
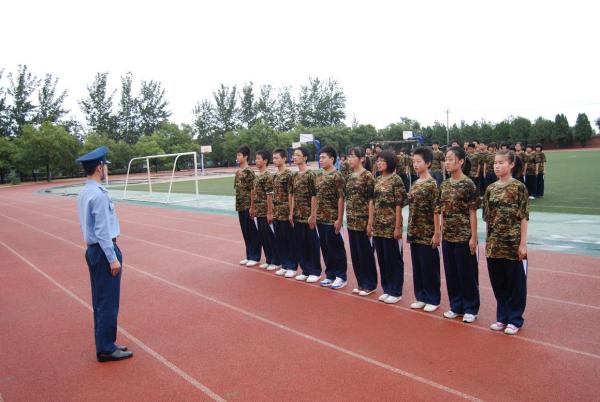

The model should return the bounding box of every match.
[234,144,529,336]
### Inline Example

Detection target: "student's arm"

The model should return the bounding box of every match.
[288,193,294,227]
[335,196,344,234]
[367,199,374,237]
[266,193,273,224]
[469,209,477,255]
[308,196,317,230]
[519,218,528,260]
[432,213,441,248]
[249,189,255,218]
[393,205,402,240]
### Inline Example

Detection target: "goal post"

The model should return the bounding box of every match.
[123,151,199,204]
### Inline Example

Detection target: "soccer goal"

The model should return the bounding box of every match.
[122,151,199,204]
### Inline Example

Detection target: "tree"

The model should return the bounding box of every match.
[192,99,216,141]
[35,73,68,124]
[137,80,171,136]
[297,77,346,127]
[256,84,277,127]
[0,136,17,183]
[134,133,165,172]
[596,117,600,132]
[275,85,296,132]
[116,72,139,144]
[0,69,11,136]
[552,114,572,147]
[492,120,511,144]
[8,65,40,136]
[239,82,257,128]
[530,117,554,144]
[574,113,593,146]
[79,72,116,135]
[213,84,238,134]
[509,116,532,143]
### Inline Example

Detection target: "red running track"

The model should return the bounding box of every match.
[0,183,599,401]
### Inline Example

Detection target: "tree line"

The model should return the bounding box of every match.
[0,64,598,184]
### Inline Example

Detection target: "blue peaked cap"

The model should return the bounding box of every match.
[76,146,109,168]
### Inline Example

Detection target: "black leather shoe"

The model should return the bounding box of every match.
[97,349,133,362]
[116,344,128,351]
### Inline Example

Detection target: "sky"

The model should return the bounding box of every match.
[2,0,599,131]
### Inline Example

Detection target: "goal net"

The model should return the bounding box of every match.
[122,152,199,204]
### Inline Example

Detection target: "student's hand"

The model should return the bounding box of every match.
[334,219,342,234]
[267,212,273,225]
[393,227,402,240]
[289,214,294,227]
[249,206,256,218]
[469,237,477,255]
[110,261,121,277]
[431,232,441,248]
[518,244,527,260]
[308,215,316,230]
[366,223,373,238]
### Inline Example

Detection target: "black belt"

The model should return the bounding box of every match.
[88,238,117,246]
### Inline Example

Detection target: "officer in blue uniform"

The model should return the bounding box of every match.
[76,146,133,362]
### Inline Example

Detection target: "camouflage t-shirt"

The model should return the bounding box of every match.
[291,169,317,223]
[514,151,525,178]
[431,150,445,173]
[524,153,537,175]
[408,177,439,245]
[316,170,345,225]
[373,174,407,238]
[483,178,529,260]
[436,175,480,242]
[467,152,481,178]
[234,167,256,211]
[272,169,294,221]
[396,154,406,175]
[536,152,547,173]
[345,169,375,231]
[408,155,417,175]
[339,160,351,182]
[484,151,496,175]
[253,170,273,218]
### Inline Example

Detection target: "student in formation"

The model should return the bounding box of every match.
[345,147,378,296]
[408,150,418,188]
[251,150,280,271]
[235,145,261,267]
[483,150,529,335]
[483,142,498,191]
[314,146,348,289]
[477,141,488,196]
[373,150,408,304]
[339,154,351,182]
[466,143,481,195]
[270,149,298,278]
[437,147,480,323]
[364,146,374,173]
[513,142,526,183]
[396,148,410,191]
[430,141,445,187]
[523,144,538,200]
[534,144,546,197]
[407,147,442,312]
[289,147,322,283]
[373,145,383,177]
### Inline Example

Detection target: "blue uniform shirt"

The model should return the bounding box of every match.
[77,179,121,264]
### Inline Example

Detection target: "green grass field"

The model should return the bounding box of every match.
[112,150,600,215]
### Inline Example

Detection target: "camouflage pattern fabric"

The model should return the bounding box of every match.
[524,152,537,175]
[316,170,345,224]
[484,151,496,175]
[408,155,417,175]
[253,170,273,217]
[234,167,256,211]
[345,169,375,231]
[536,151,547,173]
[291,169,317,223]
[431,150,445,173]
[272,169,294,221]
[467,152,481,178]
[339,160,351,182]
[436,175,479,242]
[396,154,406,175]
[483,178,529,260]
[373,174,407,238]
[407,177,439,245]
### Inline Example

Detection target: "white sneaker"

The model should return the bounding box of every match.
[443,310,462,319]
[384,295,401,304]
[295,274,308,281]
[529,196,535,200]
[275,268,287,276]
[306,275,321,283]
[410,301,426,309]
[284,270,296,278]
[352,288,361,294]
[266,264,280,271]
[320,278,333,287]
[463,313,477,323]
[490,322,507,331]
[424,304,439,313]
[331,278,347,290]
[504,324,520,335]
[259,263,269,269]
[359,289,376,296]
[378,293,390,302]
[239,259,248,265]
[246,260,258,267]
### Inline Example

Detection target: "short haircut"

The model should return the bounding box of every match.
[413,147,433,165]
[377,149,397,173]
[432,140,440,145]
[272,148,287,159]
[295,146,310,159]
[468,142,476,149]
[348,146,365,158]
[255,150,271,165]
[237,145,250,158]
[488,142,497,149]
[83,163,100,176]
[500,141,509,148]
[535,143,543,150]
[525,144,533,150]
[319,145,338,163]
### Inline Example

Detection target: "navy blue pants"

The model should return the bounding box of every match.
[525,175,537,198]
[400,174,410,192]
[274,219,296,270]
[348,229,378,291]
[257,217,279,265]
[317,223,348,281]
[536,174,545,197]
[293,221,322,276]
[85,243,123,355]
[487,258,527,328]
[410,243,441,305]
[441,240,480,315]
[485,172,497,187]
[431,171,443,187]
[373,237,404,297]
[238,210,261,261]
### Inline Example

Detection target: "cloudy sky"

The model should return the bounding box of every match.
[2,0,599,130]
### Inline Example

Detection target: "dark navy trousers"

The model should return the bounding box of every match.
[273,219,297,270]
[487,258,527,328]
[441,240,480,315]
[373,237,404,297]
[536,174,545,197]
[85,242,123,355]
[410,243,441,305]
[238,210,261,261]
[317,223,348,281]
[348,229,378,291]
[525,175,537,198]
[293,221,322,276]
[257,217,279,265]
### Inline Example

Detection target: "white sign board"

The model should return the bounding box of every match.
[292,141,302,149]
[299,133,314,143]
[402,131,413,140]
[200,145,212,153]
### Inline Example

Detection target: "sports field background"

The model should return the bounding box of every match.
[113,149,600,215]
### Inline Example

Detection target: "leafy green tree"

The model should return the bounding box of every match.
[133,133,166,172]
[0,69,12,136]
[492,120,511,144]
[552,114,572,147]
[275,85,296,132]
[596,117,600,132]
[8,65,40,136]
[530,117,554,144]
[256,84,277,127]
[574,113,593,146]
[461,121,481,142]
[0,136,17,183]
[479,121,494,144]
[422,122,449,145]
[137,80,171,136]
[79,72,116,135]
[239,82,257,128]
[298,77,346,127]
[213,84,238,134]
[35,74,68,124]
[192,99,216,141]
[116,72,139,144]
[509,116,531,143]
